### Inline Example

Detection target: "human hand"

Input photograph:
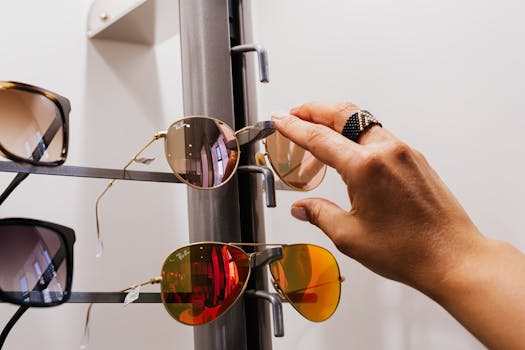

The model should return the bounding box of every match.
[272,102,487,295]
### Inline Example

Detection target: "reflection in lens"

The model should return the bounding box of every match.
[0,87,64,163]
[269,244,341,322]
[0,224,67,305]
[265,131,326,191]
[164,117,239,189]
[160,243,250,325]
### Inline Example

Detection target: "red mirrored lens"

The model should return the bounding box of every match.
[160,243,250,325]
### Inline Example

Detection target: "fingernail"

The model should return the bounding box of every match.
[271,110,290,120]
[291,206,309,222]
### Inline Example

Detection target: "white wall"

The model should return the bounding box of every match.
[0,0,523,349]
[255,0,524,349]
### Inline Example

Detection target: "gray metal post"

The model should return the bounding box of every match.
[179,0,247,349]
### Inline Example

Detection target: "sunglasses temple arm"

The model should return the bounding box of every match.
[94,135,162,257]
[0,114,63,206]
[31,114,63,161]
[81,277,161,348]
[237,165,276,208]
[0,305,29,349]
[119,277,162,293]
[80,303,94,349]
[0,172,29,206]
[245,290,284,337]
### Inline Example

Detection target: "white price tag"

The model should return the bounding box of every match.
[124,286,141,306]
[95,238,104,258]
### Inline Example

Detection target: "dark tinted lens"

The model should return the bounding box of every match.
[164,117,239,189]
[160,243,250,325]
[0,224,68,306]
[0,86,64,163]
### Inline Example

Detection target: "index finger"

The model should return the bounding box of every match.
[290,102,360,133]
[272,113,359,174]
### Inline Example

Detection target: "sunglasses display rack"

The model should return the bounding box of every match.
[0,1,283,349]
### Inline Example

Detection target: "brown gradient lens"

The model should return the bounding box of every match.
[164,117,239,189]
[0,224,68,305]
[269,244,341,322]
[160,243,250,325]
[265,131,326,191]
[0,87,64,163]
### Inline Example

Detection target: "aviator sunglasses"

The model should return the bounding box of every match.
[0,218,75,348]
[86,242,343,331]
[95,116,327,255]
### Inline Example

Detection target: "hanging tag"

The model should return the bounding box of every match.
[134,157,155,165]
[124,286,141,306]
[80,304,93,349]
[95,238,104,258]
[80,326,90,349]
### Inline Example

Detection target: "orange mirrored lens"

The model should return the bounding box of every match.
[0,87,64,163]
[269,244,341,322]
[164,117,239,189]
[160,243,250,325]
[265,131,326,191]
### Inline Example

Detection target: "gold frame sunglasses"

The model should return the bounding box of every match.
[82,241,344,345]
[94,116,327,256]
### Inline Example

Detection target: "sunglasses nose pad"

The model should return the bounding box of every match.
[255,152,267,167]
[271,279,285,299]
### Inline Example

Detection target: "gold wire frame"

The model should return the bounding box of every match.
[123,242,344,323]
[82,241,344,344]
[94,116,242,256]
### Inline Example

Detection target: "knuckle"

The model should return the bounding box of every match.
[335,102,359,117]
[390,140,411,158]
[387,140,415,164]
[356,150,386,177]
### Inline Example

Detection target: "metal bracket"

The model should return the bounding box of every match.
[87,0,179,45]
[231,44,270,83]
[236,121,275,147]
[0,292,162,304]
[0,161,180,183]
[251,246,283,268]
[245,290,284,337]
[237,165,276,208]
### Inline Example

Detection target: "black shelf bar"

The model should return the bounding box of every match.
[0,161,180,183]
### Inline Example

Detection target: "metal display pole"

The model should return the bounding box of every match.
[179,0,253,349]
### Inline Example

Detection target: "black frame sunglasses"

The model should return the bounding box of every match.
[0,217,75,307]
[0,218,75,349]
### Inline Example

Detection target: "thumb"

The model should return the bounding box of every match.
[291,198,353,243]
